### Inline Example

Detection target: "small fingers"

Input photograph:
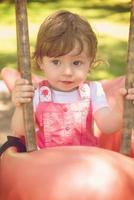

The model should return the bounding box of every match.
[12,78,35,106]
[15,96,32,104]
[128,88,134,94]
[15,79,34,92]
[124,87,134,103]
[15,85,34,93]
[16,91,34,98]
[12,95,33,107]
[15,78,29,86]
[119,88,127,96]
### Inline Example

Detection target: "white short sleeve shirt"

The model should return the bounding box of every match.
[33,81,109,114]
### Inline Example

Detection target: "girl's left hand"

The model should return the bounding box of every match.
[120,84,134,103]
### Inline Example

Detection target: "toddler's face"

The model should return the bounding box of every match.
[39,45,91,92]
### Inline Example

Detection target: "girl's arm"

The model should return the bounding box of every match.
[94,87,134,134]
[11,78,34,137]
[11,106,25,137]
[94,107,122,134]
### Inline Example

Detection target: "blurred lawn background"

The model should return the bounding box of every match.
[0,0,131,80]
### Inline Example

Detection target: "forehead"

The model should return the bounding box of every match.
[67,42,89,57]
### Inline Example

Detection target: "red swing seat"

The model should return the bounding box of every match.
[0,67,134,200]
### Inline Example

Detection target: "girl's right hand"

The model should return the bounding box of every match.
[12,78,35,107]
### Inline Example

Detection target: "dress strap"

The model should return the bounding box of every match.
[38,81,91,102]
[39,80,52,102]
[79,83,90,99]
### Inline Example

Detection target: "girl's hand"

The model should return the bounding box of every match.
[120,84,134,103]
[12,78,35,107]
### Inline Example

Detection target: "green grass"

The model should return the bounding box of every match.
[0,0,131,80]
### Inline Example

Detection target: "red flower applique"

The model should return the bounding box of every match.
[42,89,49,96]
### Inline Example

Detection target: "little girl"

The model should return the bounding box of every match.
[11,10,134,149]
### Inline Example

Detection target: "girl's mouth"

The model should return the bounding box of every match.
[61,81,73,84]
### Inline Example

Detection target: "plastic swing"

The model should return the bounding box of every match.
[0,0,134,199]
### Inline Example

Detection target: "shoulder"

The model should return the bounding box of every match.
[85,81,103,93]
[87,81,109,113]
[89,81,106,98]
[86,81,107,101]
[33,80,50,111]
[34,80,48,96]
[89,81,103,90]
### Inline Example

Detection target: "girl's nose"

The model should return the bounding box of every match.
[62,66,73,76]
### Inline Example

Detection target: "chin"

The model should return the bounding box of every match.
[63,87,78,92]
[56,87,77,92]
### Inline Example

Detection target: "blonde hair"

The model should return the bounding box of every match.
[33,10,97,68]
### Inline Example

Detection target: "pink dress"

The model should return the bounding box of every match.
[35,81,99,148]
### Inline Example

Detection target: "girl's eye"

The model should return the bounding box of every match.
[73,61,82,66]
[52,60,60,65]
